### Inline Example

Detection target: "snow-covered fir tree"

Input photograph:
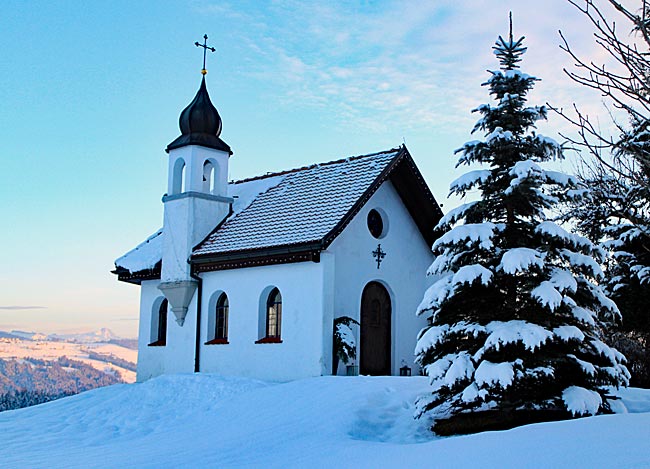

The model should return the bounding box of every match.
[415,18,629,434]
[569,120,650,387]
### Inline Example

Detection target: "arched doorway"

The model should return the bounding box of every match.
[360,281,391,375]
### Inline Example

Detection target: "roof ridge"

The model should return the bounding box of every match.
[230,146,403,185]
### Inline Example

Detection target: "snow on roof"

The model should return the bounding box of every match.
[115,148,403,273]
[229,174,286,216]
[115,229,163,273]
[193,148,401,256]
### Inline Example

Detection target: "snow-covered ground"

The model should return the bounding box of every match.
[1,375,649,468]
[0,338,137,383]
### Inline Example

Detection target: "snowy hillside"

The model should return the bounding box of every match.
[1,375,649,468]
[0,329,137,383]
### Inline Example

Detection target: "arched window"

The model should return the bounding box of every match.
[150,298,168,346]
[266,288,282,339]
[207,293,229,344]
[215,293,228,339]
[206,291,229,345]
[255,287,283,344]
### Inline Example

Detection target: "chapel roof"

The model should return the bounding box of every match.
[114,145,442,281]
[192,145,442,270]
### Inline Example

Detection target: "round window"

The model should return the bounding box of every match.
[367,209,384,238]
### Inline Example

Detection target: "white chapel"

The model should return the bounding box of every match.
[114,63,442,382]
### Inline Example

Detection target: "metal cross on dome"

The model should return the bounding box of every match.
[372,244,386,269]
[195,34,216,75]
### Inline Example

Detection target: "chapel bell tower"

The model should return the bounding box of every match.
[158,35,233,326]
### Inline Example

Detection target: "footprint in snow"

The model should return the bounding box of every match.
[348,386,428,443]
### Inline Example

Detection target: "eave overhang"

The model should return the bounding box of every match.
[113,262,162,285]
[165,135,232,154]
[191,241,323,272]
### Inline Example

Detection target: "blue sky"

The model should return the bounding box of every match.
[0,1,615,337]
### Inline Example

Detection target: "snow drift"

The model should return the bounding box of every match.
[1,374,649,468]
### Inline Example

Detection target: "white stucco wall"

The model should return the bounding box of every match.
[198,256,333,382]
[136,279,198,381]
[136,179,435,382]
[161,195,230,281]
[327,180,434,376]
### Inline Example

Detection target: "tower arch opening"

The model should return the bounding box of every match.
[172,158,186,194]
[203,160,216,194]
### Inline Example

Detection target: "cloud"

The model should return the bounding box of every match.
[202,0,618,141]
[0,306,47,310]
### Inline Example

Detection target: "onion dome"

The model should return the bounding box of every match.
[166,76,232,154]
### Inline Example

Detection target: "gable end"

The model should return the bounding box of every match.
[321,146,442,250]
[388,151,443,247]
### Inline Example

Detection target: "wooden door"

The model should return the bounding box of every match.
[360,282,391,375]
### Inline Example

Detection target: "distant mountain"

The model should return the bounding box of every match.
[5,328,134,344]
[8,331,47,341]
[0,331,20,340]
[46,328,122,343]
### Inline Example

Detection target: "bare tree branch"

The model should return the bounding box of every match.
[555,0,650,253]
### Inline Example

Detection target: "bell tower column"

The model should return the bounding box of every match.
[159,70,233,326]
